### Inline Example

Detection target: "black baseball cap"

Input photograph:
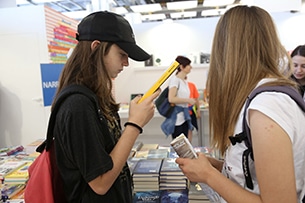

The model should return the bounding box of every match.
[76,11,151,61]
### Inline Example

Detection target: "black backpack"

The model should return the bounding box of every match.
[155,87,175,118]
[229,85,305,192]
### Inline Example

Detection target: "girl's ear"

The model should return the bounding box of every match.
[91,40,100,50]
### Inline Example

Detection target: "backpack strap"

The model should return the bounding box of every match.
[37,84,102,153]
[229,85,305,190]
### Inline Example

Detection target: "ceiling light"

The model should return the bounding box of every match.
[130,4,162,13]
[167,1,197,10]
[170,11,197,18]
[201,9,225,16]
[111,7,128,15]
[203,0,235,7]
[141,14,166,21]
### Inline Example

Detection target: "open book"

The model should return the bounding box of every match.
[138,60,180,103]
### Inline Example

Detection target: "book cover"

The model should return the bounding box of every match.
[134,150,149,159]
[133,191,160,203]
[0,161,26,179]
[138,61,180,103]
[5,162,32,180]
[1,184,26,200]
[160,188,188,203]
[160,158,184,176]
[170,134,198,159]
[132,159,163,177]
[139,144,159,151]
[147,149,169,159]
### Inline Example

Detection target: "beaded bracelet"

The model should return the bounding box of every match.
[124,122,143,134]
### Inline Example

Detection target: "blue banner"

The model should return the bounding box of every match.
[40,64,64,106]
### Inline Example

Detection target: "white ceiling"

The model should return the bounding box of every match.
[15,0,305,22]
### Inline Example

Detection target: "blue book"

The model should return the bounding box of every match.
[132,159,163,177]
[133,191,160,203]
[160,189,188,203]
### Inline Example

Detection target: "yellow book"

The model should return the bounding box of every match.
[138,60,180,103]
[5,162,32,180]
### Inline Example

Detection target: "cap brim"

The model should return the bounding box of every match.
[116,42,151,61]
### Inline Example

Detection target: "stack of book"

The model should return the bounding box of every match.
[0,161,27,183]
[132,159,163,192]
[3,162,32,185]
[188,182,210,203]
[159,158,188,190]
[0,183,26,202]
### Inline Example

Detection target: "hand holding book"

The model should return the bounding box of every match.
[170,133,197,159]
[138,61,180,103]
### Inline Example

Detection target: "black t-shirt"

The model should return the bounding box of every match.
[54,94,132,203]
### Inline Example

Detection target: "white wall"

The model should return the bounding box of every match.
[0,6,50,148]
[0,5,305,147]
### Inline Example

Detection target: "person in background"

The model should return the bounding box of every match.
[176,5,305,203]
[290,45,305,101]
[187,79,201,143]
[52,11,160,202]
[161,56,196,140]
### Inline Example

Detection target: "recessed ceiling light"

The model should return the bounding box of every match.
[170,11,197,18]
[141,14,166,21]
[167,1,197,10]
[130,4,162,13]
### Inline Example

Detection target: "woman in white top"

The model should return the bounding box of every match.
[176,5,305,203]
[162,56,196,140]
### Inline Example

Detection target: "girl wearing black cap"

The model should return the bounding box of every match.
[48,11,159,203]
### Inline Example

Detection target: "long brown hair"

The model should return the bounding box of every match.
[52,41,119,121]
[207,5,296,154]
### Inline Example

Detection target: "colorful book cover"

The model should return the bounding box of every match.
[133,191,160,203]
[160,188,188,203]
[1,184,25,199]
[0,161,26,179]
[5,162,32,180]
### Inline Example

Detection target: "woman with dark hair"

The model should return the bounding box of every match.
[161,55,196,140]
[291,45,305,101]
[51,11,160,202]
